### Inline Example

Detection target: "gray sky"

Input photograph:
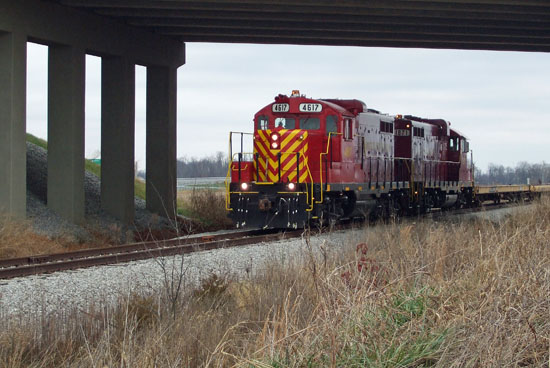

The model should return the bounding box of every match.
[26,42,550,172]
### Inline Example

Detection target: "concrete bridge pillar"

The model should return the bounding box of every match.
[47,45,86,224]
[1,0,185,224]
[146,66,177,218]
[0,32,27,219]
[101,57,135,223]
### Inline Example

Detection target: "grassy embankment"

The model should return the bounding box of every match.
[27,132,230,228]
[26,133,146,199]
[1,197,548,366]
[0,135,231,257]
[0,135,152,258]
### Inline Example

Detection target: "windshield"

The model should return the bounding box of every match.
[272,116,325,131]
[275,117,295,129]
[300,117,320,130]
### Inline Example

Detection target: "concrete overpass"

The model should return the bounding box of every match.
[1,0,549,224]
[52,0,550,52]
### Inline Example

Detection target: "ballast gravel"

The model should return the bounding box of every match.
[0,206,525,320]
[0,229,366,320]
[25,142,172,242]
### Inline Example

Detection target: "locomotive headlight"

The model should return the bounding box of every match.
[240,182,249,191]
[270,132,281,150]
[288,182,296,191]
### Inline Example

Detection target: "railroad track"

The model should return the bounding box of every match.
[428,201,522,219]
[0,200,529,280]
[0,229,306,280]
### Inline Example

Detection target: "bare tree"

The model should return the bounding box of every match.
[475,161,549,185]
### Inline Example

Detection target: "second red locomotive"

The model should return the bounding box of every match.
[226,91,473,229]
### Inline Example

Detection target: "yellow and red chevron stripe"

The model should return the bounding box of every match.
[254,129,310,183]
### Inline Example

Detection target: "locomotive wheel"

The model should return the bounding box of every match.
[387,198,399,220]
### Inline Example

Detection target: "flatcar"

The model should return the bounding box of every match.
[226,90,475,229]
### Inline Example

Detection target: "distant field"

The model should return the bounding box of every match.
[26,133,146,200]
[176,178,227,228]
[177,177,225,190]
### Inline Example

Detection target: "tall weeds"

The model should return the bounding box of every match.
[1,199,548,367]
[177,188,233,230]
[0,217,63,258]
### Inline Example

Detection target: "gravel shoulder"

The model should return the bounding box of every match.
[0,228,367,320]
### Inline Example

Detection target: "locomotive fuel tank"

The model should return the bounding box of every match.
[441,194,458,208]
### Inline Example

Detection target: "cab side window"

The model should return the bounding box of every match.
[462,139,469,153]
[449,137,459,151]
[326,115,338,135]
[344,119,353,140]
[413,127,425,137]
[257,116,269,130]
[380,121,394,133]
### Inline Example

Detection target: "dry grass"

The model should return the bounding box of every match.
[177,188,233,231]
[0,216,135,259]
[0,216,66,258]
[0,187,231,260]
[1,199,549,367]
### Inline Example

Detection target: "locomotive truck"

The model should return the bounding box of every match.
[226,90,475,229]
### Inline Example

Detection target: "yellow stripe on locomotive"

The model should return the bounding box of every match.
[254,129,310,183]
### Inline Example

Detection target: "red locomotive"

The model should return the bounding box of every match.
[226,91,473,228]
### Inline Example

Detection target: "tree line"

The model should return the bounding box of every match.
[176,152,228,178]
[141,153,549,184]
[136,152,228,179]
[475,162,549,185]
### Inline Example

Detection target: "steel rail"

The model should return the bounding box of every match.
[0,200,532,280]
[0,229,300,279]
[0,229,269,269]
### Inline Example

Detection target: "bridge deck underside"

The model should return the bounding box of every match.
[54,0,550,52]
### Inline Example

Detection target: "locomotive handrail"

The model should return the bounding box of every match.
[392,157,462,198]
[225,162,232,211]
[226,131,255,211]
[394,157,461,164]
[304,158,315,211]
[228,131,254,162]
[317,132,342,204]
[225,151,255,211]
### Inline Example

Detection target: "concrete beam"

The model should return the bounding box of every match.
[47,45,85,224]
[0,32,27,218]
[101,56,135,223]
[146,66,177,218]
[0,0,185,67]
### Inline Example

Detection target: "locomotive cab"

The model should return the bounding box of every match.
[227,91,348,228]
